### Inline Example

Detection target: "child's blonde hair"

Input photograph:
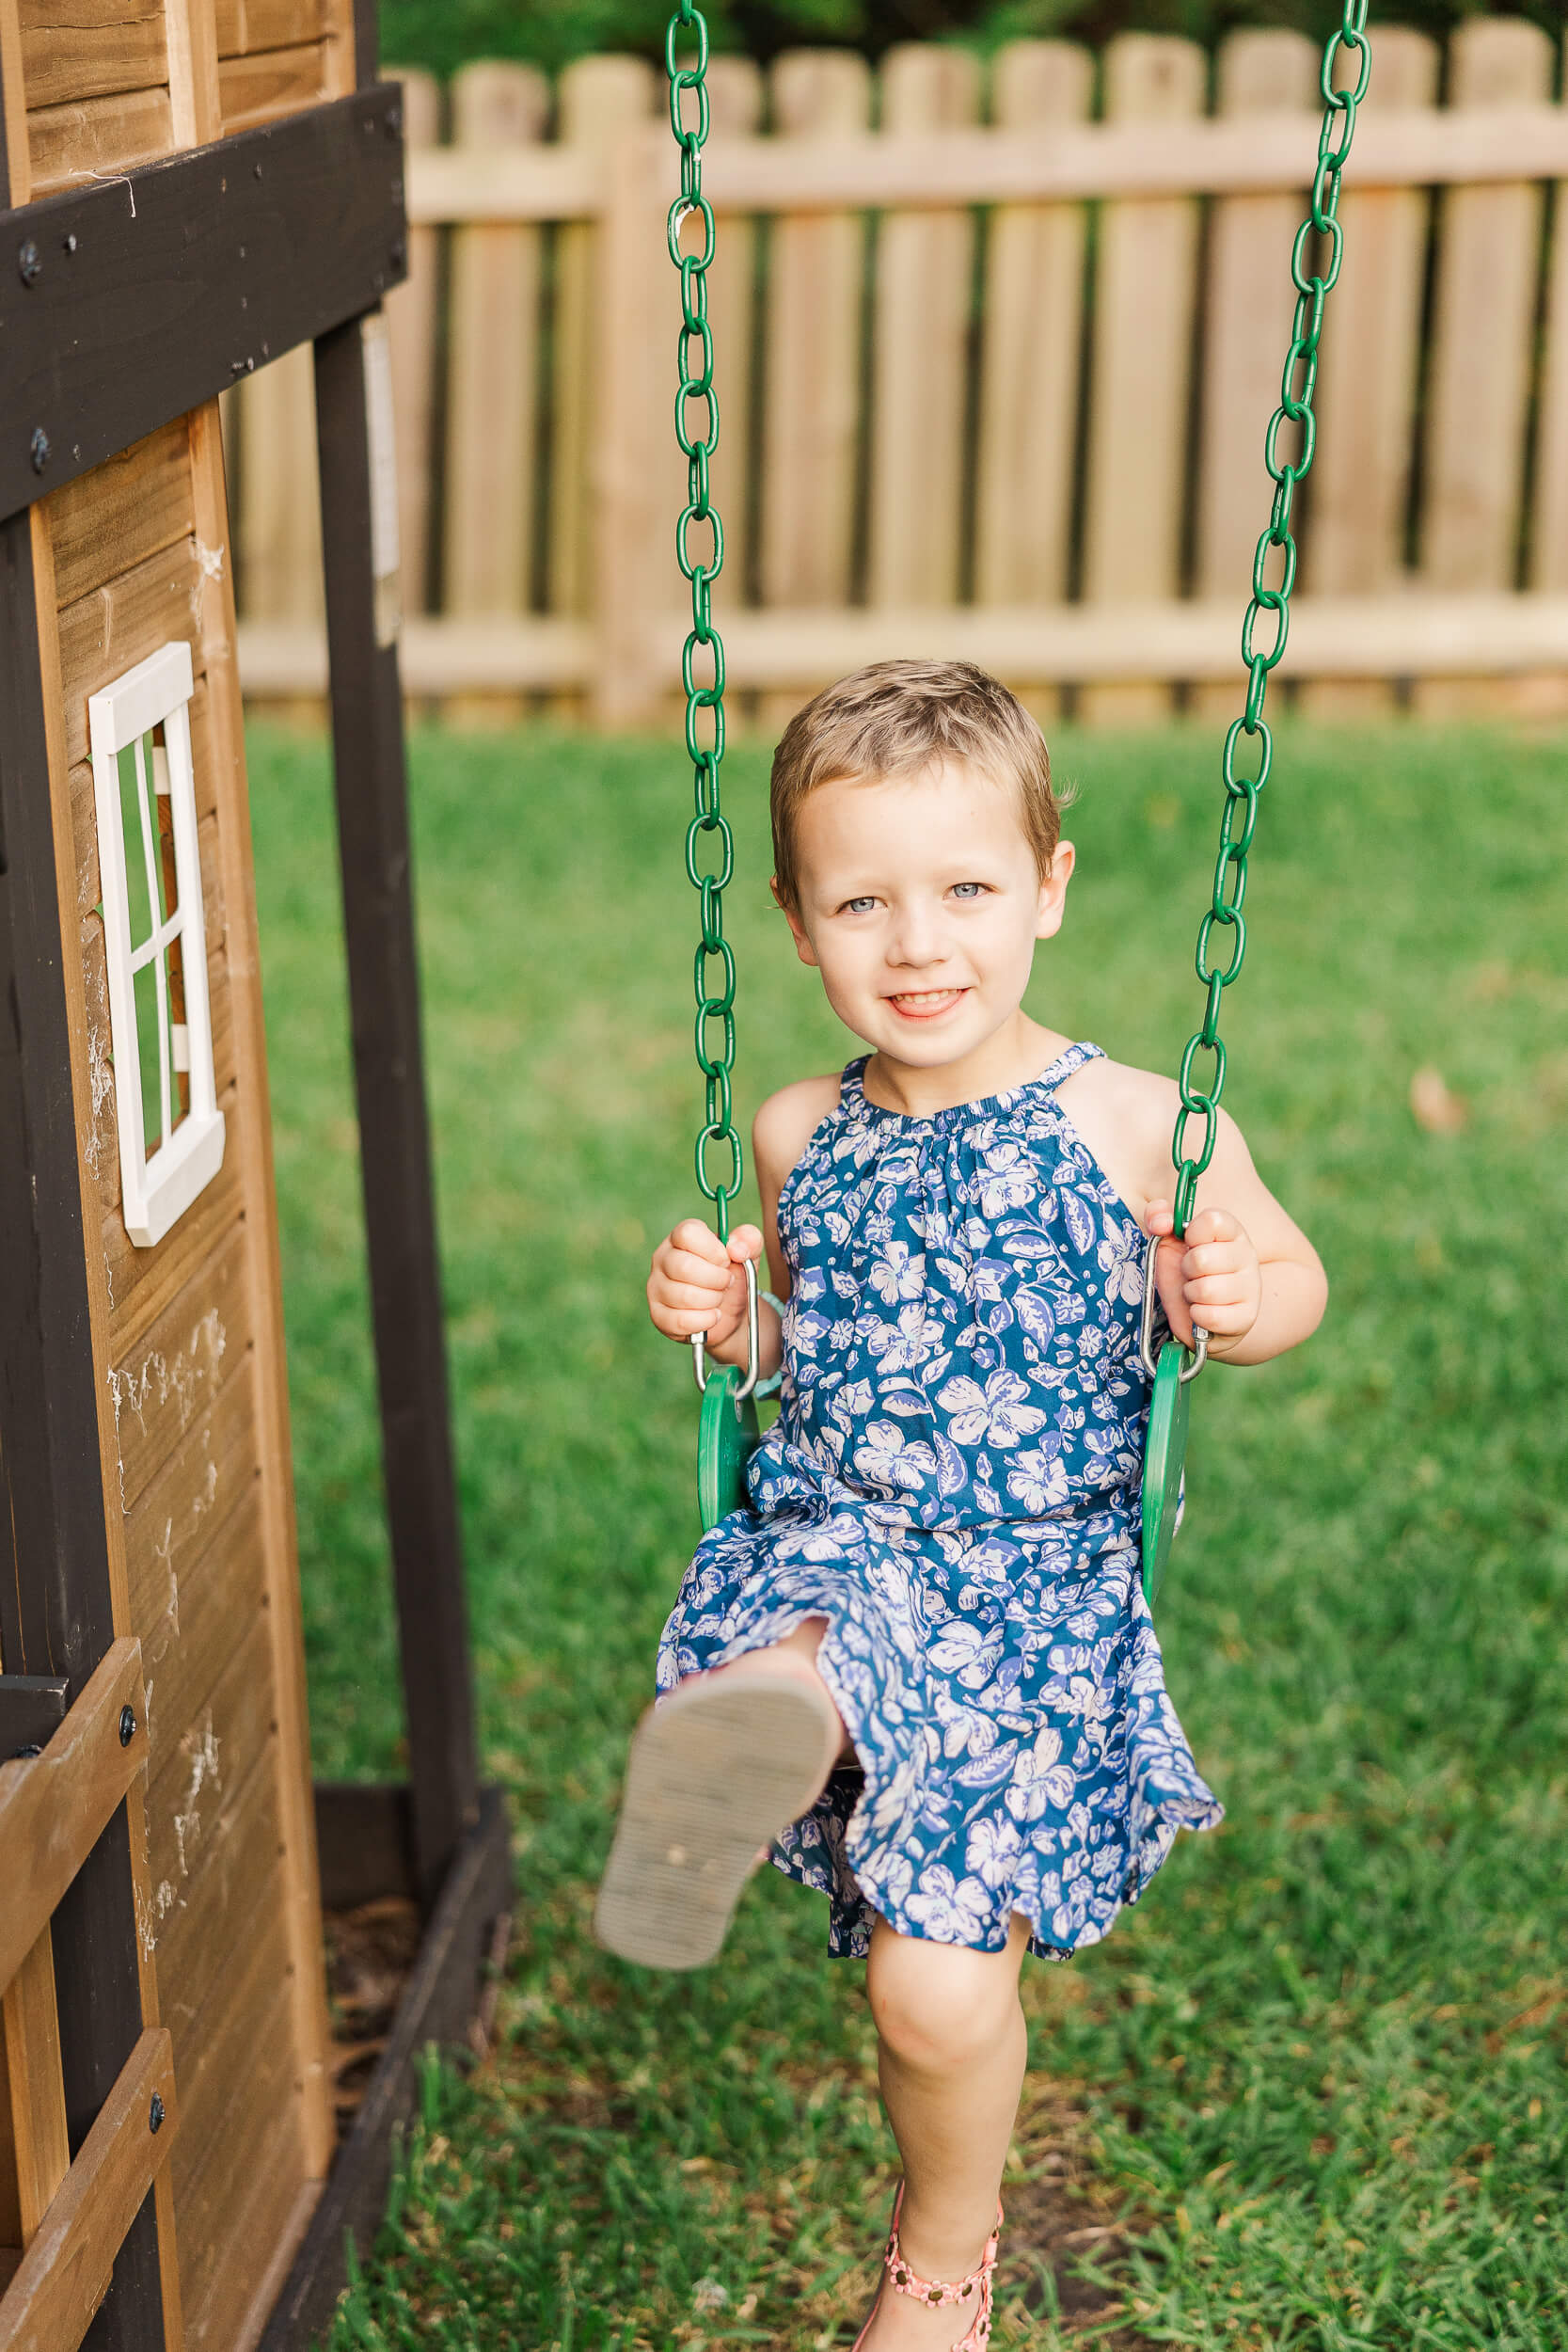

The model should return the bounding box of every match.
[769,660,1064,911]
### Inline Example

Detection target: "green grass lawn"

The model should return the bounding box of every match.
[245,714,1568,2352]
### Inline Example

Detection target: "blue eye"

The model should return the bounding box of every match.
[951,882,988,900]
[842,896,877,914]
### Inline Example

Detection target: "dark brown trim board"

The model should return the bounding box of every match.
[0,87,406,524]
[0,508,168,2349]
[261,1788,512,2352]
[315,312,480,1909]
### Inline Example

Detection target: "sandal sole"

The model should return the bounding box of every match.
[594,1674,838,1970]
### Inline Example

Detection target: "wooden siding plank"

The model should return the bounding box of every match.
[760,49,872,735]
[26,84,170,195]
[1080,34,1206,723]
[47,423,195,613]
[442,61,548,726]
[974,39,1093,724]
[107,1229,252,1516]
[139,1486,265,1798]
[868,44,979,612]
[100,1097,242,1354]
[143,1739,282,2058]
[1416,18,1553,719]
[18,0,165,113]
[217,39,326,134]
[124,1359,259,1637]
[235,347,324,671]
[180,2088,304,2352]
[1191,29,1317,723]
[57,536,209,769]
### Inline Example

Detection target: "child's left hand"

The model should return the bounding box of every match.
[1144,1202,1262,1358]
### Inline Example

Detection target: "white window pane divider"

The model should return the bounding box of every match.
[88,641,225,1248]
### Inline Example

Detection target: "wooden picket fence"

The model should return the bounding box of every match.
[230,20,1568,726]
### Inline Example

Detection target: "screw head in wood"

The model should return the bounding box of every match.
[29,428,50,473]
[18,239,40,285]
[119,1703,136,1746]
[149,2092,165,2134]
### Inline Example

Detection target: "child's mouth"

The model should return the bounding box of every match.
[887,988,967,1021]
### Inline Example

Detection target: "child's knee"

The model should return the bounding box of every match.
[867,1930,1021,2073]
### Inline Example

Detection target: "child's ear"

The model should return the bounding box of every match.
[1036,839,1075,940]
[772,878,820,967]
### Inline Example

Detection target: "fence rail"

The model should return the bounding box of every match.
[228,22,1568,726]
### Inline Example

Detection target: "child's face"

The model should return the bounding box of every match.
[778,761,1073,1069]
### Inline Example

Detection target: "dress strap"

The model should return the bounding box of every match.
[839,1055,871,1106]
[1034,1040,1103,1096]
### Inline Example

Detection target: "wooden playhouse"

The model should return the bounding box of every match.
[0,4,508,2349]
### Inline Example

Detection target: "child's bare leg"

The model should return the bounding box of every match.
[860,1915,1032,2349]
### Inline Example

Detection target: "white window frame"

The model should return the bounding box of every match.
[89,641,225,1248]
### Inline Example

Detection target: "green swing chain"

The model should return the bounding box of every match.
[1166,0,1371,1238]
[667,1,738,1246]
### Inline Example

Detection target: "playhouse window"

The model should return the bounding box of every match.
[89,642,225,1247]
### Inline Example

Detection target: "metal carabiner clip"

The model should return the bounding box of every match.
[690,1249,760,1407]
[1138,1229,1209,1385]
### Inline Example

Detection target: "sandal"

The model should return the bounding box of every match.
[851,2184,1003,2352]
[594,1670,839,1970]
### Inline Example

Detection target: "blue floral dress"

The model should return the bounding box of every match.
[657,1042,1222,1962]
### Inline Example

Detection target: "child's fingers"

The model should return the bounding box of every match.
[667,1216,733,1268]
[1180,1238,1247,1278]
[1181,1272,1254,1310]
[1143,1200,1176,1237]
[726,1223,765,1264]
[657,1245,739,1295]
[1183,1206,1243,1247]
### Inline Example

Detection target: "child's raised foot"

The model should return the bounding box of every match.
[594,1670,840,1970]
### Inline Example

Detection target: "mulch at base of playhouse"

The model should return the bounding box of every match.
[323,1896,422,2141]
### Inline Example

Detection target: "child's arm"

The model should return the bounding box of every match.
[1145,1106,1325,1367]
[646,1075,839,1376]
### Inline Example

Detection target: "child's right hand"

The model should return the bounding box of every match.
[647,1219,765,1359]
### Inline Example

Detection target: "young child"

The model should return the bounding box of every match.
[597,660,1325,2350]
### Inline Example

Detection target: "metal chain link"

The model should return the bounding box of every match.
[1167,0,1371,1236]
[666,3,739,1240]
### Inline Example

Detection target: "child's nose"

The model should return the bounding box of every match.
[887,912,944,967]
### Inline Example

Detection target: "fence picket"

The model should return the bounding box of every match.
[549,56,657,720]
[704,60,762,653]
[1416,18,1553,718]
[443,62,549,726]
[1303,28,1439,720]
[236,343,322,723]
[760,49,872,733]
[384,68,440,624]
[869,44,980,612]
[974,40,1093,725]
[1191,30,1317,724]
[1531,39,1568,612]
[1080,35,1206,724]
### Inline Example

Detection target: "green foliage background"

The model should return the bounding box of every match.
[379,0,1561,87]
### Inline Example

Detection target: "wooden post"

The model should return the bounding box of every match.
[314,5,480,1906]
[974,40,1094,724]
[1530,34,1568,655]
[313,302,480,1902]
[1302,28,1439,720]
[868,45,980,612]
[1080,35,1206,724]
[1415,19,1553,719]
[761,49,872,736]
[443,60,549,727]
